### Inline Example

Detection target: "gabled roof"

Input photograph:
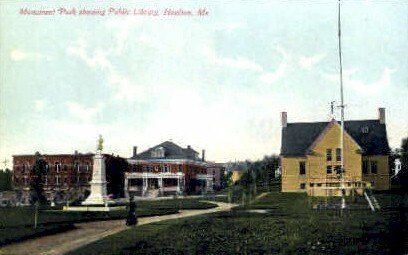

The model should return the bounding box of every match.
[280,119,389,157]
[131,141,200,160]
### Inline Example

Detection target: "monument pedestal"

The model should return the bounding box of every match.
[82,153,108,205]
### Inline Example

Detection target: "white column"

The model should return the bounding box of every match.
[158,177,163,195]
[142,177,147,196]
[206,178,213,192]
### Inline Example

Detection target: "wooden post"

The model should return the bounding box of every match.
[34,201,39,229]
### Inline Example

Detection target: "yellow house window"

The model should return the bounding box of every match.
[371,161,378,174]
[300,183,306,189]
[299,162,306,175]
[334,165,342,175]
[336,148,342,161]
[326,166,332,174]
[326,149,332,161]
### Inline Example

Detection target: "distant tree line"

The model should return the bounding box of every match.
[227,155,280,188]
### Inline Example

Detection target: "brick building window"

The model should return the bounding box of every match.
[299,162,306,175]
[326,149,332,161]
[23,163,29,173]
[85,163,90,172]
[74,162,80,173]
[54,162,61,173]
[336,148,342,162]
[163,165,170,173]
[362,160,368,174]
[371,161,378,174]
[326,166,332,174]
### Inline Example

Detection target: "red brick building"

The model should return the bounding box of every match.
[125,141,215,197]
[12,152,127,203]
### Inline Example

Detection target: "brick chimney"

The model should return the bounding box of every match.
[133,146,137,157]
[281,112,287,128]
[378,108,385,124]
[202,149,205,162]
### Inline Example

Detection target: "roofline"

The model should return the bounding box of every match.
[13,154,94,157]
[286,118,381,125]
[12,153,120,158]
[127,158,209,166]
[306,120,362,152]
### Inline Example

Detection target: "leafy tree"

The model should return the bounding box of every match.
[105,155,128,198]
[30,152,47,204]
[0,168,12,191]
[398,137,408,189]
[389,148,400,176]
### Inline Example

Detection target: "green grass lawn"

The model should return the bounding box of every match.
[0,198,216,246]
[69,191,408,255]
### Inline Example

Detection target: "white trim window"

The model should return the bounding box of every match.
[164,165,170,173]
[55,162,61,173]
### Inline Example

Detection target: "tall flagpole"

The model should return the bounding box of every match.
[338,0,346,209]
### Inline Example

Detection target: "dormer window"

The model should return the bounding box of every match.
[361,126,369,134]
[151,147,165,158]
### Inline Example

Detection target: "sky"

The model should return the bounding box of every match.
[0,0,407,168]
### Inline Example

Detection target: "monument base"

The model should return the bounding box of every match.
[81,196,109,205]
[63,205,126,212]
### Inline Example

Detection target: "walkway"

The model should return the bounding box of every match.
[0,202,236,255]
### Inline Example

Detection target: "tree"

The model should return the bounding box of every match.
[400,137,408,185]
[30,152,47,204]
[105,156,128,198]
[0,168,12,191]
[389,148,400,176]
[398,137,408,189]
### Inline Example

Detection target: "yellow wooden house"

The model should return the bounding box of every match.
[280,108,390,196]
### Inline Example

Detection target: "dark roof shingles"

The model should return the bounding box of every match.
[281,120,389,156]
[132,141,199,160]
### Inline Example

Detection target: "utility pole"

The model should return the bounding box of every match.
[337,0,346,210]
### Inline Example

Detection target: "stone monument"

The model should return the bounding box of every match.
[82,135,108,205]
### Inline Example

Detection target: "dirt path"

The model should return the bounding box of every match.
[0,202,237,255]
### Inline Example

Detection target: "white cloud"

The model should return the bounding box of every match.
[10,49,28,61]
[299,54,325,70]
[323,68,394,95]
[67,36,146,103]
[259,46,288,85]
[216,56,264,72]
[67,38,112,71]
[346,68,394,94]
[203,44,288,85]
